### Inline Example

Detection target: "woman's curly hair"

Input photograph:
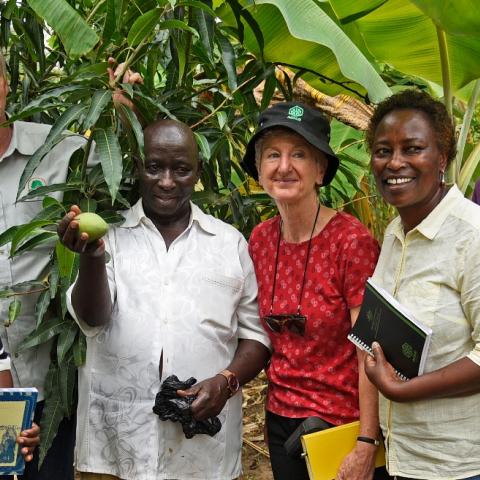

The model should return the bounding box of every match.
[366,89,456,166]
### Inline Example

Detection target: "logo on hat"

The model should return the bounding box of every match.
[287,105,304,122]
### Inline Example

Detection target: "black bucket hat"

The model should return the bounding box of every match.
[241,102,339,185]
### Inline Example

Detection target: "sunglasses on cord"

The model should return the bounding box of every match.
[262,313,306,336]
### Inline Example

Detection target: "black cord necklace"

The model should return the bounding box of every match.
[268,202,321,316]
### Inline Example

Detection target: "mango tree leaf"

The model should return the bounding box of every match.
[0,225,18,247]
[55,241,78,284]
[72,332,87,367]
[26,0,99,57]
[59,276,71,319]
[117,104,145,160]
[17,104,88,199]
[10,220,56,256]
[32,203,65,222]
[79,198,97,213]
[6,103,66,122]
[56,322,78,364]
[103,0,117,43]
[13,231,57,257]
[6,298,21,327]
[58,357,76,417]
[159,19,199,38]
[127,8,161,46]
[42,196,63,209]
[39,365,64,466]
[194,132,211,160]
[16,316,69,353]
[191,3,215,64]
[83,90,112,131]
[93,127,123,202]
[216,30,238,91]
[19,85,87,111]
[0,280,45,296]
[179,0,216,17]
[35,289,51,328]
[49,262,60,300]
[18,182,83,201]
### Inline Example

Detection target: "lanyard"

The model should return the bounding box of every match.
[269,202,321,315]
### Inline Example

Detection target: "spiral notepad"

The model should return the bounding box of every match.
[348,279,432,381]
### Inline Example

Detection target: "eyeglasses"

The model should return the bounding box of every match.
[262,313,307,336]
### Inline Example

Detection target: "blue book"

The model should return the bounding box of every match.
[0,388,38,475]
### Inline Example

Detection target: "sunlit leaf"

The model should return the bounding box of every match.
[83,90,112,131]
[6,298,21,327]
[127,8,161,46]
[56,322,78,364]
[93,127,123,202]
[26,0,99,57]
[16,316,69,352]
[17,105,88,199]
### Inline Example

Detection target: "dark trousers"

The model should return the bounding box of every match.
[266,411,392,480]
[1,401,76,480]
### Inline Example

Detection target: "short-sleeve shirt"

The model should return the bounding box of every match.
[0,121,89,399]
[67,200,270,480]
[249,212,379,424]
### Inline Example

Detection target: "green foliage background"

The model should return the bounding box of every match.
[1,0,479,463]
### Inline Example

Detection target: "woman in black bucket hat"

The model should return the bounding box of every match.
[245,102,386,480]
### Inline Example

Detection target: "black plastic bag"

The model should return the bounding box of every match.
[152,375,222,439]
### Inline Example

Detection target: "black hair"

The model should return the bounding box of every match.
[366,89,456,166]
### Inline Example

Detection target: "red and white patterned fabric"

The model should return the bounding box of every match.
[249,212,379,424]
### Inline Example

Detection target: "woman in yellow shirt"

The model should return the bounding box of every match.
[365,89,480,480]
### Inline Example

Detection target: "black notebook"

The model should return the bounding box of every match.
[348,279,432,380]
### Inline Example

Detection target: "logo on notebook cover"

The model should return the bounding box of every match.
[402,342,418,363]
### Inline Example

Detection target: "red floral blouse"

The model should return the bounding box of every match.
[249,212,379,424]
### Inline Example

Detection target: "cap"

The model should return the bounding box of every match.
[241,102,339,185]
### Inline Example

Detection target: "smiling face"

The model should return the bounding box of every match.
[371,109,447,225]
[138,120,200,224]
[257,131,326,206]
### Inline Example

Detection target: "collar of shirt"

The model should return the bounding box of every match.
[388,184,463,242]
[121,199,222,237]
[1,120,44,160]
[0,120,87,163]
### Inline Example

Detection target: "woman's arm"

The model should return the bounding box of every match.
[365,342,480,402]
[337,307,379,480]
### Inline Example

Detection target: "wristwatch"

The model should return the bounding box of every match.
[217,369,240,397]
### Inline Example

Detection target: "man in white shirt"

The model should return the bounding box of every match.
[58,119,271,480]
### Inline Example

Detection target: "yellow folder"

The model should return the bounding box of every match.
[300,420,385,480]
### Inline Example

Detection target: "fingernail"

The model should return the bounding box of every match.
[372,341,379,348]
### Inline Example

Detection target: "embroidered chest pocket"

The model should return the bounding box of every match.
[203,273,243,293]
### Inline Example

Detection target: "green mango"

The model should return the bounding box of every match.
[75,212,108,242]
